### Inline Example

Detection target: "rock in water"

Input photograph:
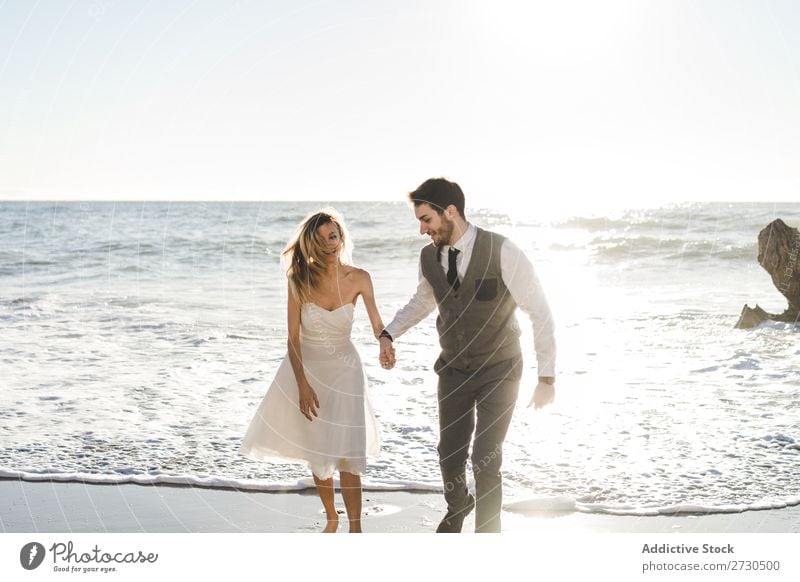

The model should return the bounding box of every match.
[758,219,800,312]
[736,219,800,329]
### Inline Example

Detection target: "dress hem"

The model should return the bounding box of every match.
[239,445,375,480]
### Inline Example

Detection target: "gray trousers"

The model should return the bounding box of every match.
[435,354,522,533]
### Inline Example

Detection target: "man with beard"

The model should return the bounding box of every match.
[378,177,557,533]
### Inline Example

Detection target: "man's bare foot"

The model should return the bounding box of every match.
[322,518,339,533]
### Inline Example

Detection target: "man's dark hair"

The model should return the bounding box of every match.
[408,178,466,218]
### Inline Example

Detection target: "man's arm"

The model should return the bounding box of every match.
[379,261,437,369]
[384,261,437,340]
[500,238,557,380]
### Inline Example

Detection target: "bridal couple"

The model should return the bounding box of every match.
[239,178,557,533]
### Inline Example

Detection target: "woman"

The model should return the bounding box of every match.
[239,209,392,533]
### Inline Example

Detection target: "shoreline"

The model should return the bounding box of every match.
[2,479,798,534]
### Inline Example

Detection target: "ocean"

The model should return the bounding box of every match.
[1,200,798,516]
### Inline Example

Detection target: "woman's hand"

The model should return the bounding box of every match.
[379,336,396,369]
[298,384,320,421]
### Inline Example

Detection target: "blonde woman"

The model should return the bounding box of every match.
[240,210,393,533]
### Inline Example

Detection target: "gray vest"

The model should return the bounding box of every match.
[420,226,522,373]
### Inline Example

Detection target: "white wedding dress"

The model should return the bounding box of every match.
[239,302,380,480]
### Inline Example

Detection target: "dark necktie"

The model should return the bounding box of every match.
[447,247,460,290]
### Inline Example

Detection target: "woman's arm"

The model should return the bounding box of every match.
[356,269,387,339]
[351,268,395,369]
[286,282,319,420]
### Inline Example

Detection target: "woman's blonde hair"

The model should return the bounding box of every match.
[281,209,353,305]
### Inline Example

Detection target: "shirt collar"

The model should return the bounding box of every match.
[449,222,475,253]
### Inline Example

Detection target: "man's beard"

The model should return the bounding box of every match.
[434,214,454,247]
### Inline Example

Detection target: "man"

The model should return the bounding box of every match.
[378,177,556,533]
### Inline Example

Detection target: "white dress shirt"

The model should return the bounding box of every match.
[385,222,556,377]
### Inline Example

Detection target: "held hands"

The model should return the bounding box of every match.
[379,337,396,370]
[527,381,555,410]
[298,383,320,421]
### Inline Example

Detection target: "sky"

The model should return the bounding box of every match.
[1,0,799,208]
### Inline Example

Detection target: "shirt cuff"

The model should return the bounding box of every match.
[384,321,401,341]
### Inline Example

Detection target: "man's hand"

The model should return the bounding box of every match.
[528,381,555,410]
[379,337,396,369]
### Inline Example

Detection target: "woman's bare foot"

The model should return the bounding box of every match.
[348,520,362,533]
[322,517,339,533]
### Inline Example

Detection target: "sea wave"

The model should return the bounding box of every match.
[0,467,440,493]
[590,235,756,261]
[3,467,799,516]
[506,495,800,516]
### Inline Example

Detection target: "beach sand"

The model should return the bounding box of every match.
[2,479,799,533]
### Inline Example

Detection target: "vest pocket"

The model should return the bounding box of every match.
[474,277,498,301]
